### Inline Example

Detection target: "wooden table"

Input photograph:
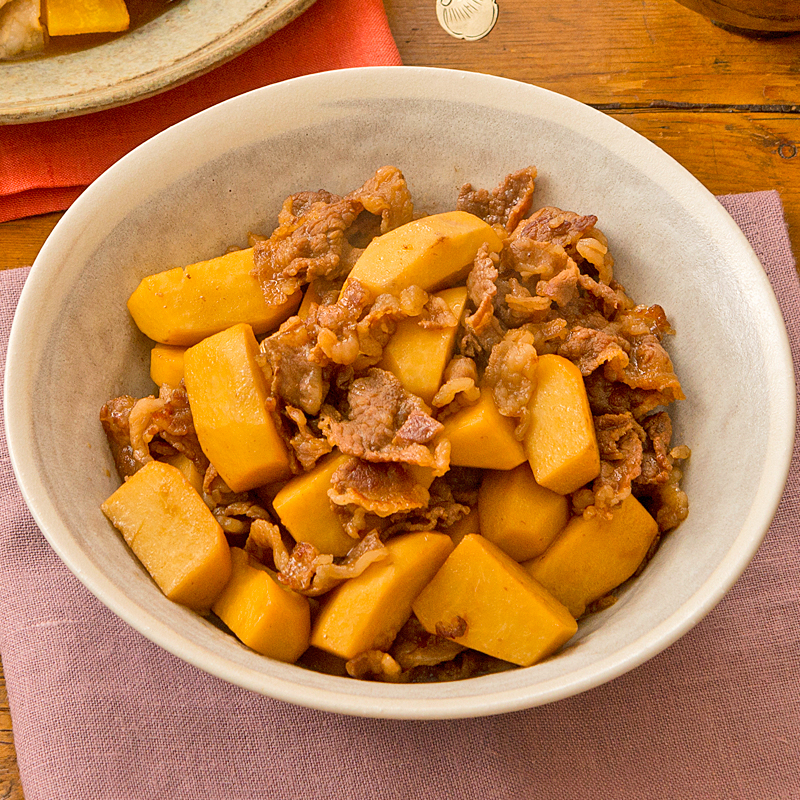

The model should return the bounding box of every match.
[1,0,798,795]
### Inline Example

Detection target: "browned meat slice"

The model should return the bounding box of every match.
[495,276,551,327]
[381,477,470,537]
[346,615,511,682]
[310,280,427,369]
[575,231,614,284]
[577,273,634,315]
[253,195,362,304]
[417,294,459,330]
[253,166,414,306]
[390,617,466,670]
[404,650,514,683]
[328,459,430,517]
[636,411,675,487]
[353,165,415,233]
[585,412,647,518]
[202,462,251,510]
[100,385,206,480]
[556,294,610,331]
[320,368,448,472]
[211,499,273,536]
[307,276,347,309]
[309,278,372,366]
[557,326,630,377]
[484,328,538,435]
[277,189,341,228]
[278,541,325,593]
[431,356,481,413]
[512,206,598,257]
[535,261,581,309]
[334,473,471,541]
[100,395,139,478]
[346,651,405,682]
[244,518,290,569]
[345,286,428,370]
[284,405,333,471]
[505,237,572,281]
[151,385,201,451]
[275,529,388,596]
[464,243,499,335]
[584,372,674,420]
[156,386,208,469]
[615,304,675,339]
[604,333,685,402]
[523,318,568,355]
[261,316,329,416]
[457,167,537,231]
[644,463,690,532]
[633,412,691,531]
[458,315,505,363]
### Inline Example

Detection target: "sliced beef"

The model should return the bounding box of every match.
[320,368,447,473]
[457,167,537,232]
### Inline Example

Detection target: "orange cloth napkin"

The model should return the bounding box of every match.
[0,0,402,223]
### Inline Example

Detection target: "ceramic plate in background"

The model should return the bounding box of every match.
[0,0,316,123]
[4,67,795,718]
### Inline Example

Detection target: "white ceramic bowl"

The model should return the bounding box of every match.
[5,67,794,719]
[0,0,316,123]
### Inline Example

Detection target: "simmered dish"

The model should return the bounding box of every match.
[0,0,175,60]
[100,166,690,682]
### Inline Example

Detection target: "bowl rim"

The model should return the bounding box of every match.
[0,0,318,124]
[5,66,796,719]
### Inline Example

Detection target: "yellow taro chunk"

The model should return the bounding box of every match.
[440,388,526,470]
[478,464,569,562]
[272,452,358,558]
[212,548,311,663]
[161,452,204,495]
[523,494,659,618]
[412,534,577,667]
[45,0,130,36]
[101,461,231,612]
[380,286,468,405]
[310,531,454,660]
[524,354,600,495]
[183,323,292,492]
[150,344,186,388]
[297,280,324,319]
[344,211,502,298]
[127,247,301,346]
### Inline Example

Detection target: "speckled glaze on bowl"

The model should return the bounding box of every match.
[0,0,316,123]
[4,67,795,719]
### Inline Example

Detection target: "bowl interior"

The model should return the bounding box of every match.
[6,67,794,718]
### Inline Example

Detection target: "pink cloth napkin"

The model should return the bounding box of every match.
[0,192,798,799]
[0,0,402,222]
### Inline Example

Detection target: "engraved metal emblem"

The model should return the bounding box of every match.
[436,0,499,41]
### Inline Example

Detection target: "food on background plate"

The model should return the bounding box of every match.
[100,165,690,681]
[0,0,175,60]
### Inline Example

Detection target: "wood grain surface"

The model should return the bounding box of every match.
[0,662,22,800]
[1,0,798,795]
